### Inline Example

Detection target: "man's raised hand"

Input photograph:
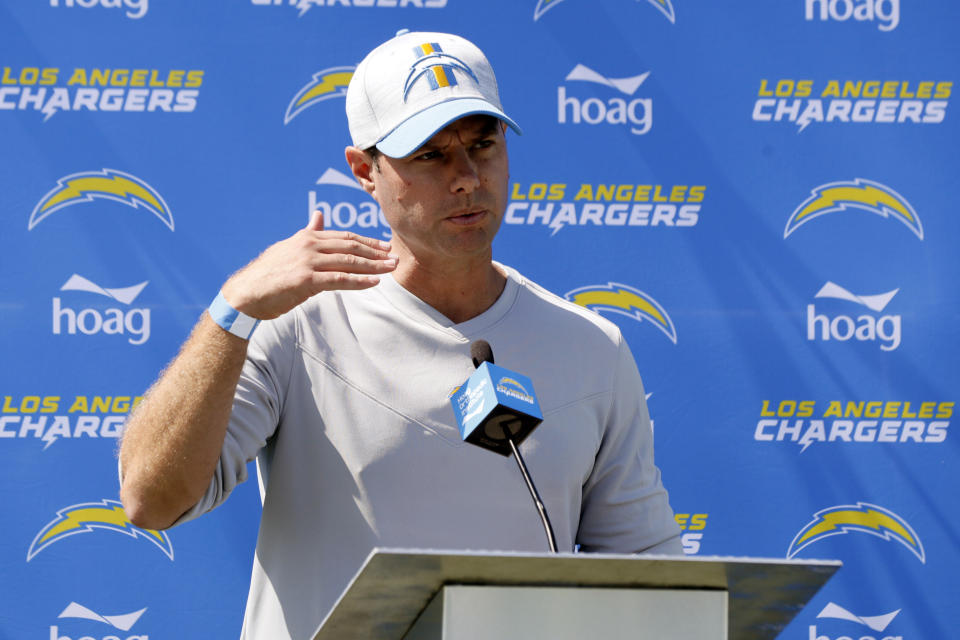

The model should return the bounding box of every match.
[220,210,397,320]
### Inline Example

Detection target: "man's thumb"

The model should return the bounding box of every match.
[306,209,325,231]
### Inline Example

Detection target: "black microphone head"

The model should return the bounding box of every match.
[470,339,494,368]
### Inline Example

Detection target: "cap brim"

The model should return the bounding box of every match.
[375,98,522,158]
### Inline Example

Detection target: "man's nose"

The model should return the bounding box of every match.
[448,147,481,194]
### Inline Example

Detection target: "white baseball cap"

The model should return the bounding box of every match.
[346,30,522,158]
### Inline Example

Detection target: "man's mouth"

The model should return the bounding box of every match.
[446,209,487,225]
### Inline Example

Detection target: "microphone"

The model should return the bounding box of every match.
[451,340,543,455]
[470,339,494,369]
[451,340,557,553]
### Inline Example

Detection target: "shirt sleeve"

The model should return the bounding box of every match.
[576,333,683,554]
[167,312,295,527]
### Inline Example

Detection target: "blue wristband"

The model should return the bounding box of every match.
[208,291,260,340]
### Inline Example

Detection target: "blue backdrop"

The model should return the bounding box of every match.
[1,1,957,638]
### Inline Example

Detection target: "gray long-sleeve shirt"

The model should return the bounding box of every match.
[174,264,681,639]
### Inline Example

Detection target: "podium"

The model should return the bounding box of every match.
[311,548,840,640]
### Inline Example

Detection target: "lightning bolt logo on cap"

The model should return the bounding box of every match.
[565,282,678,344]
[27,499,174,561]
[403,42,478,102]
[784,178,922,240]
[28,169,173,231]
[285,66,355,124]
[787,502,925,563]
[534,0,676,23]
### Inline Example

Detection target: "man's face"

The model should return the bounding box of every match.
[366,115,510,267]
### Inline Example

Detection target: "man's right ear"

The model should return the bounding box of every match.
[344,146,377,196]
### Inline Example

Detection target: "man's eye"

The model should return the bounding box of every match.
[416,150,441,161]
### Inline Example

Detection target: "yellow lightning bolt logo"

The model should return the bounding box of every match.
[498,377,531,396]
[534,0,675,23]
[566,283,678,344]
[784,178,923,240]
[28,169,173,231]
[787,502,925,563]
[285,66,355,125]
[27,499,174,561]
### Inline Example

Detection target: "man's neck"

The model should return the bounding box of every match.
[391,254,507,324]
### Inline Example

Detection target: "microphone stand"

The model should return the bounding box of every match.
[502,422,558,554]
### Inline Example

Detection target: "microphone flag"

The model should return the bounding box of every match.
[450,361,543,456]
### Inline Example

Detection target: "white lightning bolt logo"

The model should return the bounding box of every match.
[42,429,61,451]
[796,106,819,133]
[548,214,568,236]
[296,0,319,16]
[41,96,61,122]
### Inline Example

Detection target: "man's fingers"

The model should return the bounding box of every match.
[311,252,398,274]
[306,228,391,252]
[312,237,397,261]
[306,209,325,232]
[312,271,383,291]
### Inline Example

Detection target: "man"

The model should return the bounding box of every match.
[119,30,681,639]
